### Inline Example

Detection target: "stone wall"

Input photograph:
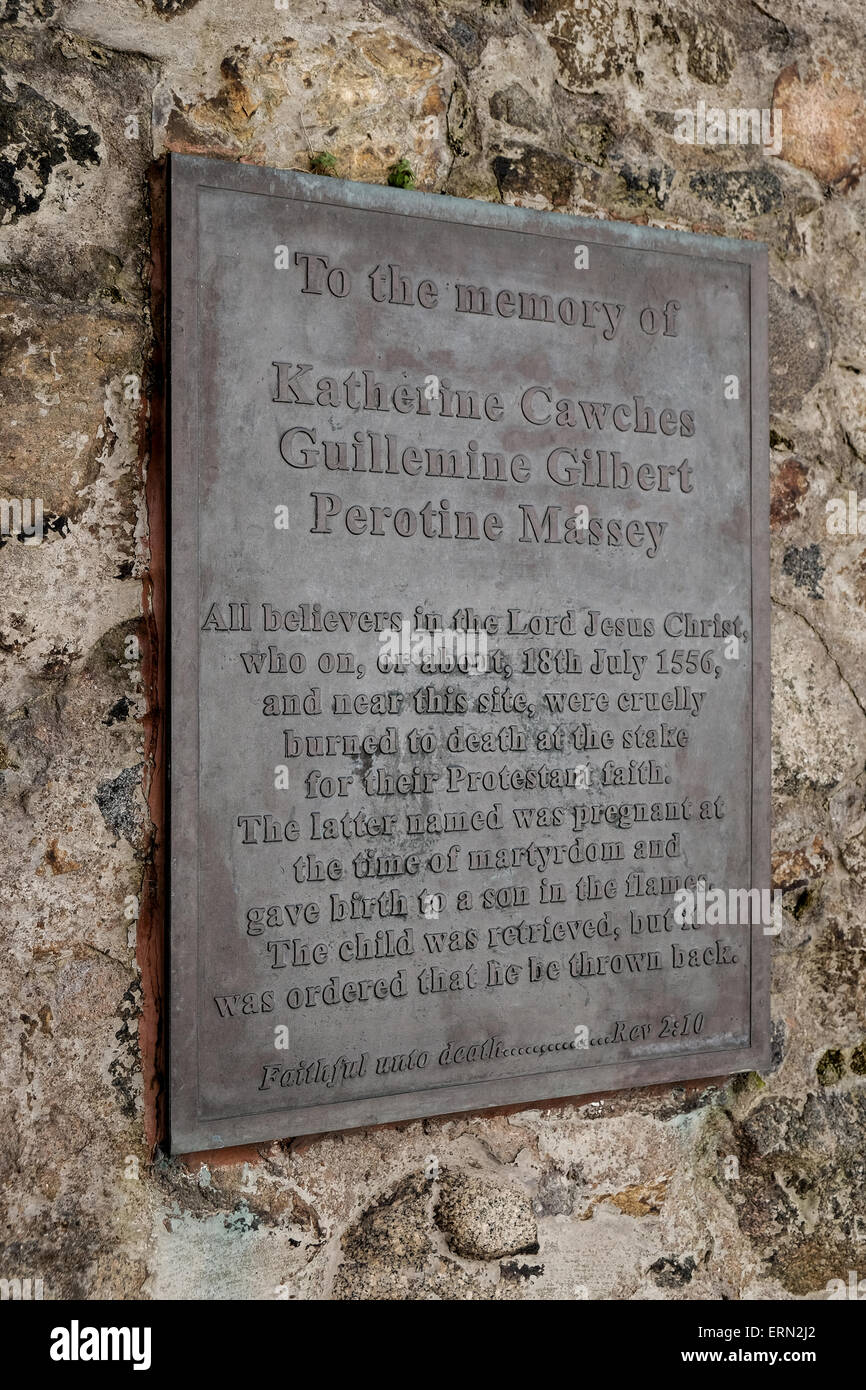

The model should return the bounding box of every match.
[1,0,865,1300]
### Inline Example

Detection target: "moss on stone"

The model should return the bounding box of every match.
[309,150,338,176]
[816,1049,846,1086]
[387,157,416,188]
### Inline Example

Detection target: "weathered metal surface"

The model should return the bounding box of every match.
[168,153,770,1152]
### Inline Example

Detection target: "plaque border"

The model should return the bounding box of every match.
[167,153,771,1153]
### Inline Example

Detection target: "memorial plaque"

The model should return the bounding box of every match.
[168,153,770,1152]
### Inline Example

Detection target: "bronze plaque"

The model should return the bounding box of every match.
[168,154,770,1152]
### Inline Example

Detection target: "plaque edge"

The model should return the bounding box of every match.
[165,153,774,1156]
